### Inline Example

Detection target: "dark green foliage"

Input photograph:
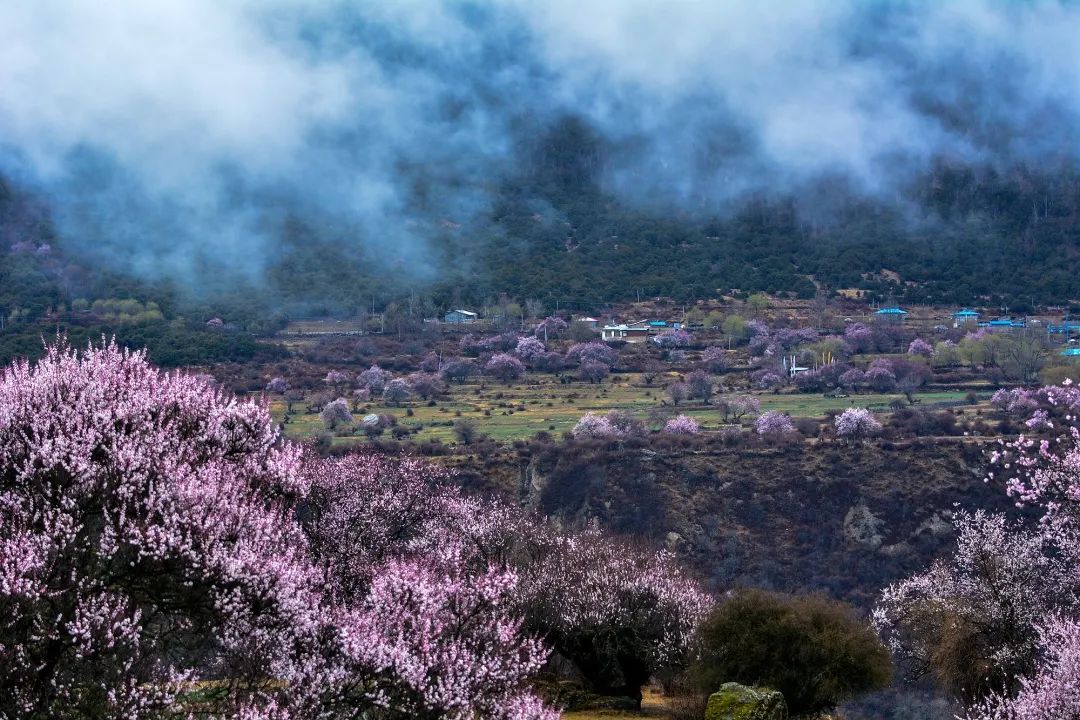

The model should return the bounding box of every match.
[6,116,1080,329]
[691,589,892,716]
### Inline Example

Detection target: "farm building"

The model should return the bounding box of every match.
[577,317,600,330]
[980,317,1026,329]
[444,309,478,324]
[953,308,979,327]
[873,306,908,324]
[601,321,651,342]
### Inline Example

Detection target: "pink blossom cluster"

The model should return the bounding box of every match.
[751,370,783,389]
[907,338,934,357]
[834,408,882,440]
[748,326,819,357]
[565,341,618,368]
[323,369,352,386]
[304,453,711,704]
[874,511,1068,703]
[515,336,546,360]
[0,343,707,717]
[755,410,795,436]
[0,343,555,719]
[320,397,353,428]
[572,412,627,439]
[879,396,1080,717]
[357,364,389,394]
[971,619,1080,720]
[533,316,568,339]
[990,382,1080,429]
[485,353,526,383]
[701,345,728,372]
[382,377,412,405]
[654,329,692,348]
[843,323,874,352]
[664,415,700,435]
[0,343,327,717]
[266,376,289,393]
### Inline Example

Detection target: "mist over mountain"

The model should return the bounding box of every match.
[3,1,1080,314]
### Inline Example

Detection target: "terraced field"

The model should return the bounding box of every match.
[266,373,980,446]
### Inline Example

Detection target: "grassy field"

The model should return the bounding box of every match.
[562,689,673,719]
[267,373,980,447]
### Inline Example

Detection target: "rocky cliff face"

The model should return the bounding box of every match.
[450,439,1011,609]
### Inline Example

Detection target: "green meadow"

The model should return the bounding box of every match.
[267,373,978,446]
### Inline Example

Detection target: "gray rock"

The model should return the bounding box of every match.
[705,683,788,720]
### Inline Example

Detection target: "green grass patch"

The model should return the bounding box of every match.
[267,375,975,447]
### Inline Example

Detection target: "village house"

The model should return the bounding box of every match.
[980,317,1026,329]
[577,317,600,330]
[601,319,682,342]
[873,306,908,324]
[601,320,651,342]
[953,308,979,327]
[443,309,478,325]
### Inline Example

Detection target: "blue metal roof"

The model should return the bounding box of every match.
[979,318,1027,328]
[954,309,979,317]
[1063,348,1080,357]
[875,307,907,315]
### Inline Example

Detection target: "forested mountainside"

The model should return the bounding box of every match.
[5,117,1080,333]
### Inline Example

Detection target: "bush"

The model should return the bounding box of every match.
[691,589,892,716]
[453,417,481,444]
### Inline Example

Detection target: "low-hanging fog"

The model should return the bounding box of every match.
[2,0,1079,287]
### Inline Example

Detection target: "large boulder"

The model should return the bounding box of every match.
[705,683,787,720]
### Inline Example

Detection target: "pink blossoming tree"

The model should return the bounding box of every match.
[0,342,328,718]
[755,411,795,437]
[834,408,882,441]
[0,343,558,720]
[485,353,526,384]
[664,415,700,435]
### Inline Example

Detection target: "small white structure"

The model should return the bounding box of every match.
[601,321,650,342]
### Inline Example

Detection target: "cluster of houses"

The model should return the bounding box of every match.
[875,305,1029,330]
[442,308,687,344]
[879,305,1080,358]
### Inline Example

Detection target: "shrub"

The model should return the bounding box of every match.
[452,417,480,444]
[442,358,480,383]
[692,589,892,715]
[686,370,714,403]
[666,382,690,406]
